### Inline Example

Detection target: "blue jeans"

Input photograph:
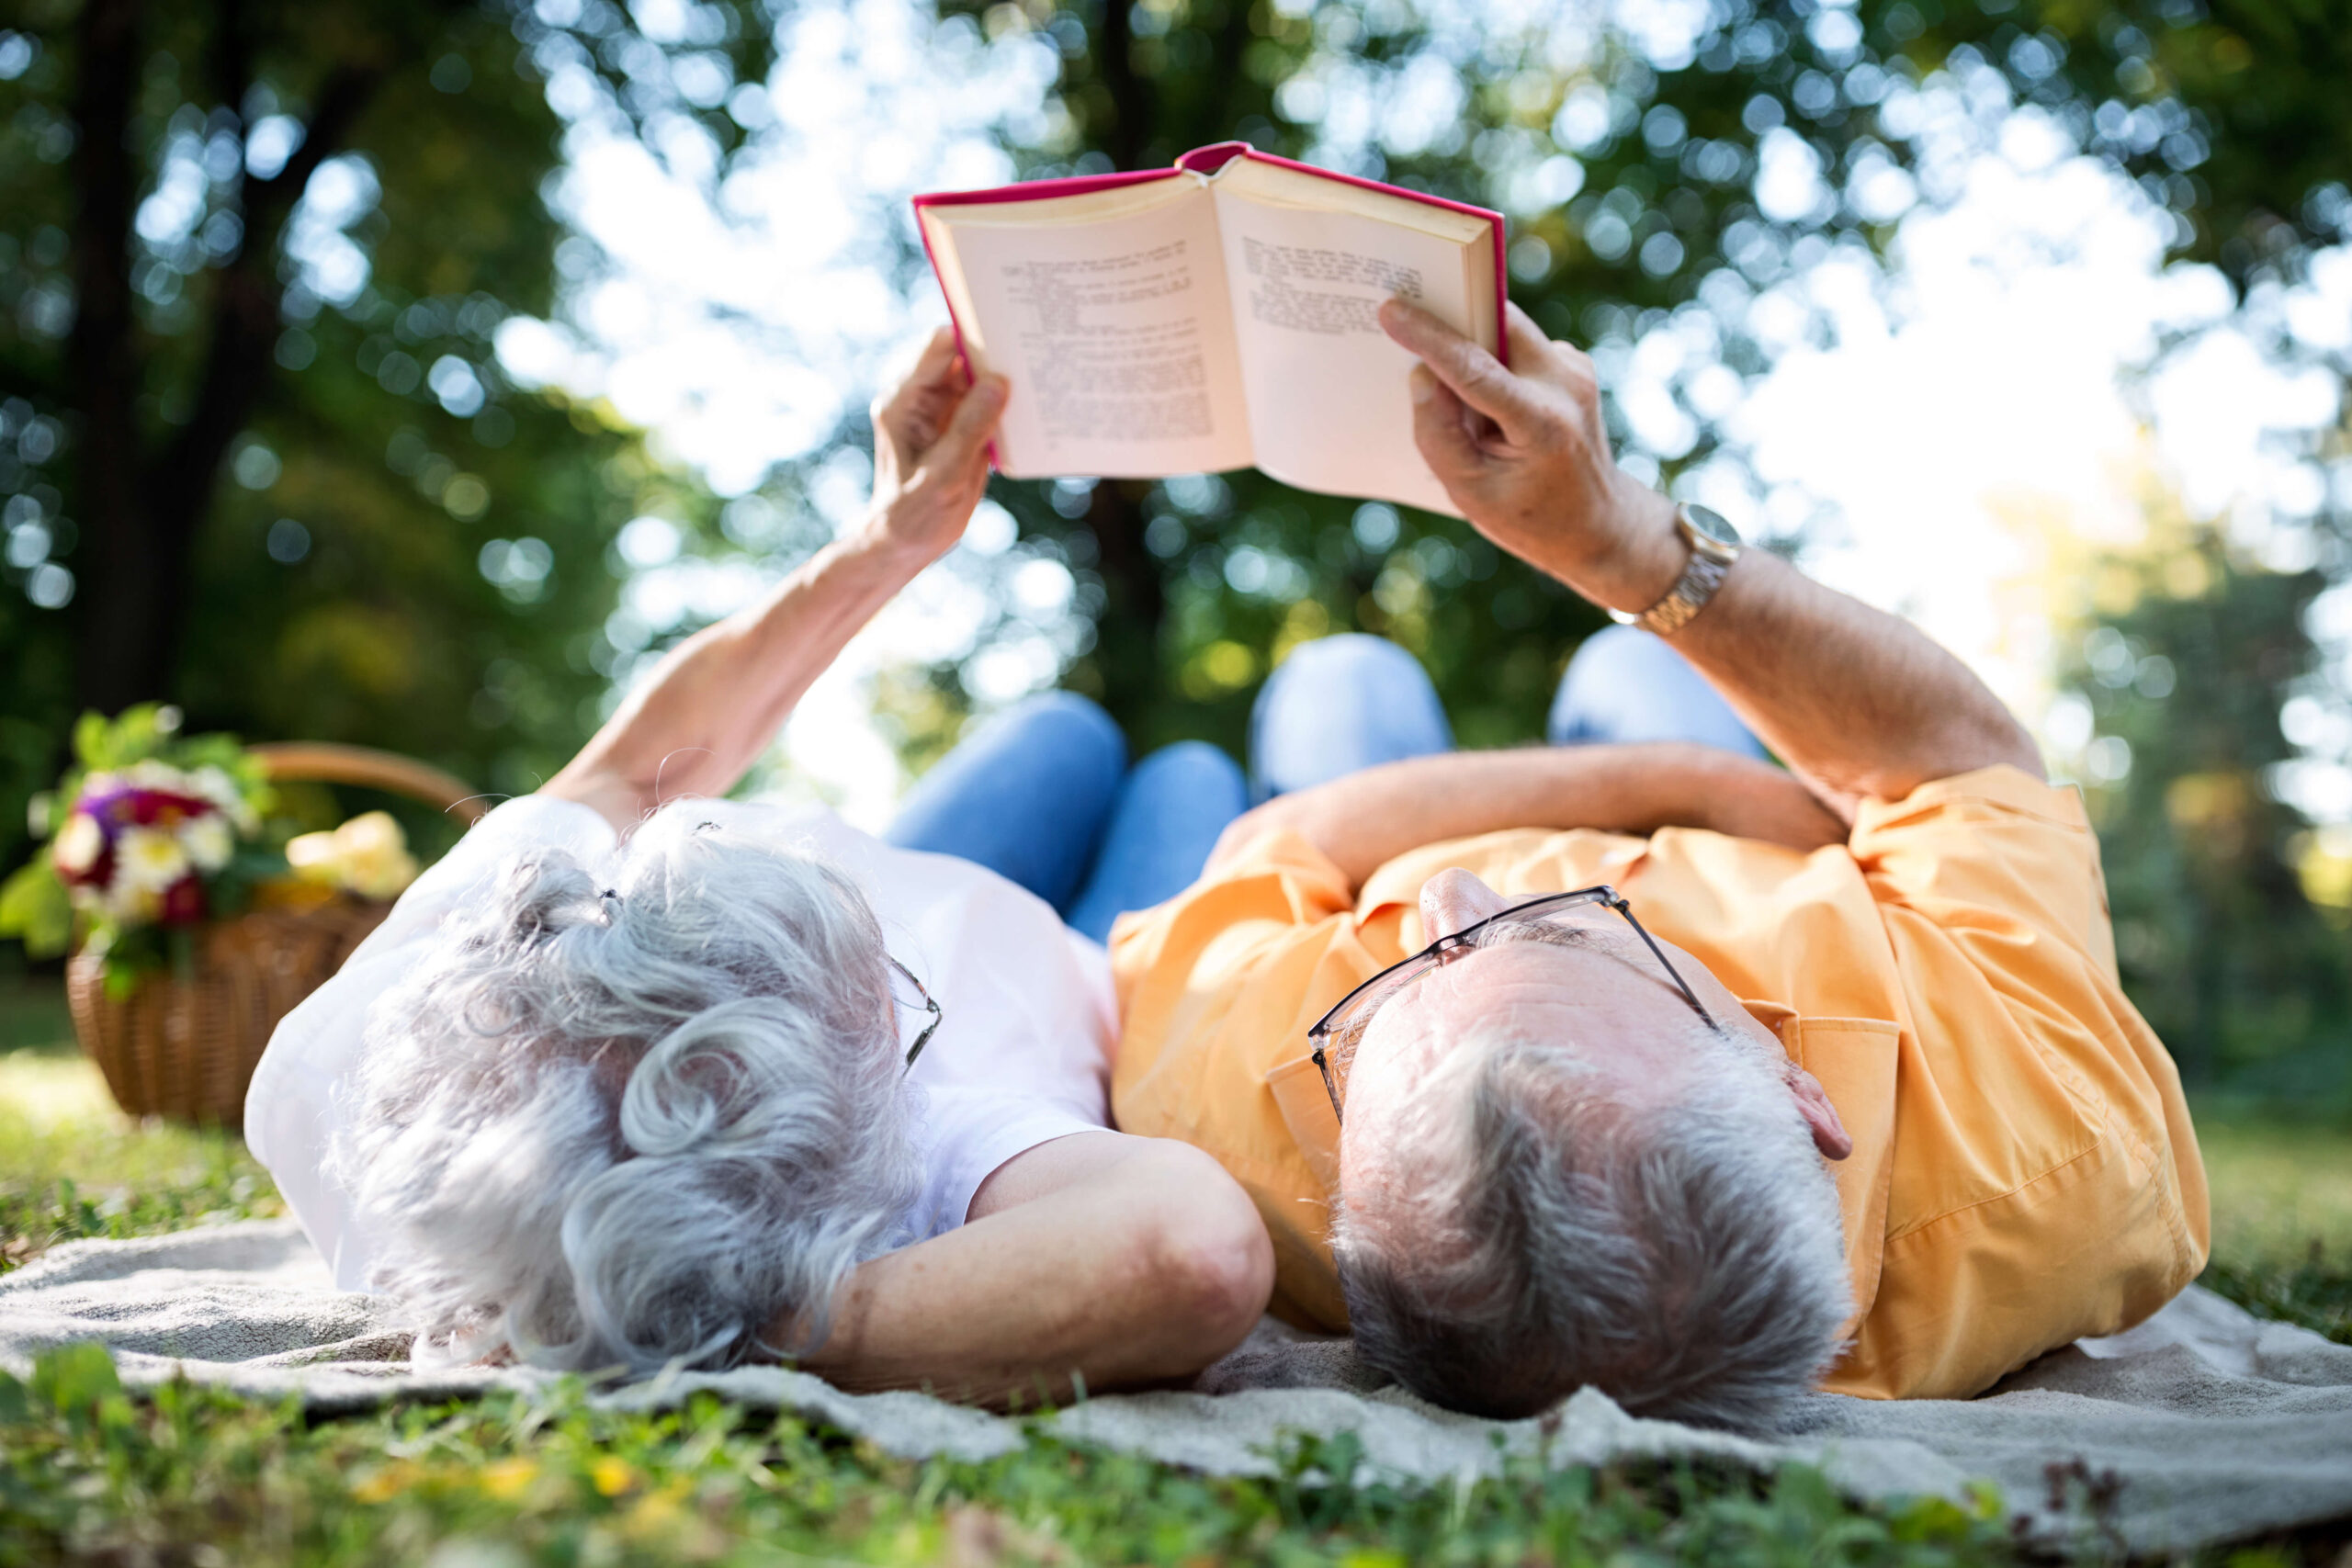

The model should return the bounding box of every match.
[1249,627,1762,797]
[888,629,1758,939]
[884,693,1248,943]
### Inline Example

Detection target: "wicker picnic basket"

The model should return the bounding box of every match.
[64,742,486,1127]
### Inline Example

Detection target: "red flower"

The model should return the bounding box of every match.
[120,788,216,829]
[159,875,208,927]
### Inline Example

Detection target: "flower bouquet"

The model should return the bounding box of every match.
[2,706,281,994]
[1,705,452,1124]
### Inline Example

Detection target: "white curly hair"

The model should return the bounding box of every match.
[329,803,924,1375]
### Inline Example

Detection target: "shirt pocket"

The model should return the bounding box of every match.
[1786,1015,1902,1337]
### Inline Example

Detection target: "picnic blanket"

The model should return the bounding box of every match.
[4,1220,2348,1554]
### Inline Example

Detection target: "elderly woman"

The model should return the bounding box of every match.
[245,333,1272,1404]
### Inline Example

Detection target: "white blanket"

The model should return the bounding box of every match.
[4,1221,2348,1553]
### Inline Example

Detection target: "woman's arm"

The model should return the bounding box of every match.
[793,1132,1274,1406]
[1205,741,1849,890]
[545,332,1007,832]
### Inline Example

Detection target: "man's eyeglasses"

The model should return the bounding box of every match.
[889,956,943,1075]
[1305,886,1712,1126]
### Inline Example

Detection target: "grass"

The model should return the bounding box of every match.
[1,987,2347,1565]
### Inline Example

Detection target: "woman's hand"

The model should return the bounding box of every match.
[545,331,1009,833]
[861,327,1009,568]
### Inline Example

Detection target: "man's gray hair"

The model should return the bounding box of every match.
[1333,1021,1850,1430]
[330,804,923,1376]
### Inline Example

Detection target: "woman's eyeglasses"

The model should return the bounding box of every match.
[1305,886,1711,1126]
[889,956,943,1075]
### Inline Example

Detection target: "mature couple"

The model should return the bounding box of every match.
[249,301,2208,1427]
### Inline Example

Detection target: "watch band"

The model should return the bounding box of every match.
[1608,506,1742,637]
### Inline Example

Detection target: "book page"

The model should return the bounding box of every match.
[1210,169,1491,515]
[921,182,1251,479]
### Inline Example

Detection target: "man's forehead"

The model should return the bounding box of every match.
[1386,931,1679,1034]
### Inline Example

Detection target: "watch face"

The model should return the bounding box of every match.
[1683,503,1741,547]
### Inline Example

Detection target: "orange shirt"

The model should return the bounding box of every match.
[1109,765,2209,1401]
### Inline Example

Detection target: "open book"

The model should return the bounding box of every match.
[915,142,1504,517]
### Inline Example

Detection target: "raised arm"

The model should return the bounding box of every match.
[545,331,1007,831]
[1379,300,2041,817]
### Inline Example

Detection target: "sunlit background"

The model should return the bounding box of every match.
[499,0,2346,825]
[3,0,2348,1098]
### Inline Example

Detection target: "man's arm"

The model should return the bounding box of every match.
[1206,742,1849,888]
[545,332,1007,831]
[1380,300,2042,817]
[793,1133,1274,1406]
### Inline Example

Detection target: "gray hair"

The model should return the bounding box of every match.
[329,803,924,1376]
[1333,1019,1850,1431]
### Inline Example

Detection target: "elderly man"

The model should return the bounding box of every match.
[1108,299,2208,1427]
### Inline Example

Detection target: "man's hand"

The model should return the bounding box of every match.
[1380,297,2042,807]
[1380,299,1682,615]
[862,326,1009,568]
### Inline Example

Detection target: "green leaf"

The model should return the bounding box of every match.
[71,708,112,769]
[28,1341,122,1421]
[0,857,72,958]
[102,955,144,1002]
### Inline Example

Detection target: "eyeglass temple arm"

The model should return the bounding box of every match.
[1311,1044,1344,1127]
[1608,897,1714,1026]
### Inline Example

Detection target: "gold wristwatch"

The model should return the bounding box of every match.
[1608,503,1743,637]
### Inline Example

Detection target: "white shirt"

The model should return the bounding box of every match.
[244,794,1116,1291]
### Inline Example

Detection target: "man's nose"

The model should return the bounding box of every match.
[1419,867,1507,942]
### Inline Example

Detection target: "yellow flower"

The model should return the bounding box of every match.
[480,1456,539,1501]
[351,1461,420,1504]
[589,1456,637,1497]
[334,811,419,898]
[287,812,419,899]
[284,829,344,886]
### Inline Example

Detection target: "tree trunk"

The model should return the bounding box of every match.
[66,0,388,715]
[65,0,152,716]
[1085,479,1167,734]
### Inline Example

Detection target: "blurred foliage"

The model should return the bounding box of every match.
[2054,517,2352,1099]
[0,0,772,923]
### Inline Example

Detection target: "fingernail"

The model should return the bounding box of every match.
[1408,367,1436,403]
[976,376,1007,405]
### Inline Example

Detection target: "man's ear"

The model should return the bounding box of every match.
[1785,1066,1853,1160]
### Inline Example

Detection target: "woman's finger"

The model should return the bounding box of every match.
[871,327,965,431]
[922,373,1008,477]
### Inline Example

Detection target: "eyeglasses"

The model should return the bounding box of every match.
[889,956,943,1075]
[1306,885,1712,1126]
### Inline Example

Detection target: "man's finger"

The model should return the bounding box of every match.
[1379,298,1540,436]
[924,372,1008,472]
[1407,364,1485,485]
[1502,302,1554,366]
